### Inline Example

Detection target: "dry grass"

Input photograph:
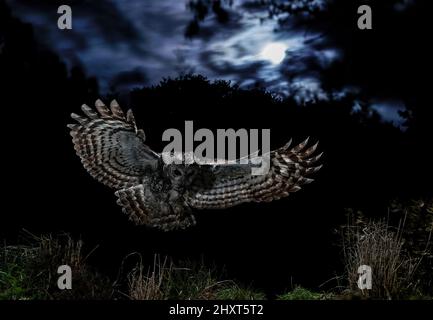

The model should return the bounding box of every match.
[123,254,265,300]
[127,255,171,300]
[1,232,112,300]
[2,235,265,300]
[341,213,431,299]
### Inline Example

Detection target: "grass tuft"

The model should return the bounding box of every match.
[341,200,432,299]
[124,255,266,300]
[277,287,324,300]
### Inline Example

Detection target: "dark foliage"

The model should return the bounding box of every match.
[0,234,112,299]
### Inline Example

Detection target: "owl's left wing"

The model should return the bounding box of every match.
[186,138,322,209]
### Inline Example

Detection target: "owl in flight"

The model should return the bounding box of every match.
[68,100,322,231]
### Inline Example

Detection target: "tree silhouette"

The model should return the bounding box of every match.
[1,0,431,293]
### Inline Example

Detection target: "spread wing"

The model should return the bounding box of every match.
[186,138,323,209]
[67,99,160,189]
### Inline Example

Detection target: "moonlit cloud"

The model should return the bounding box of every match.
[7,0,408,123]
[371,99,406,127]
[9,0,337,99]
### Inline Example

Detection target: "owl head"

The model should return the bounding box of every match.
[162,163,196,188]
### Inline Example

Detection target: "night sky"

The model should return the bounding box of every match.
[2,0,432,296]
[8,0,413,125]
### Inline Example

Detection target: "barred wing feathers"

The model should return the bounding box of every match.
[187,138,323,209]
[67,99,159,189]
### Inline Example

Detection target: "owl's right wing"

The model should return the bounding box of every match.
[68,99,160,189]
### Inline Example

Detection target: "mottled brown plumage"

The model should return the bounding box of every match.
[68,99,322,231]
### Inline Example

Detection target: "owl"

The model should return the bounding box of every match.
[68,99,322,231]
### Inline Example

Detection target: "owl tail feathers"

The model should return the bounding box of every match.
[114,185,196,231]
[149,212,196,232]
[115,185,150,225]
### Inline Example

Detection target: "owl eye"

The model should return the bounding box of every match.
[173,168,182,177]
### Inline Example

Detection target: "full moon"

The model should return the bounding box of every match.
[259,42,287,64]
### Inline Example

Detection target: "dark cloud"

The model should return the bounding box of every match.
[7,0,150,91]
[109,67,148,91]
[10,0,143,45]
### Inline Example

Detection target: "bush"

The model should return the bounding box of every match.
[388,198,433,294]
[0,233,113,300]
[341,199,432,299]
[0,261,29,300]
